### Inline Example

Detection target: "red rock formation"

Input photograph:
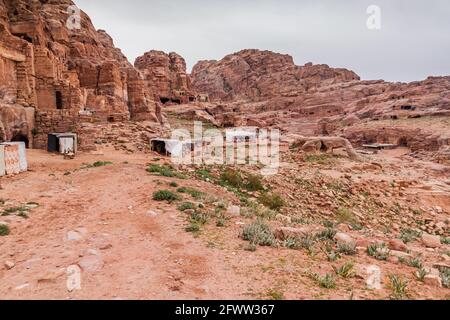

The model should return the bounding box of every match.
[0,0,159,149]
[135,50,196,105]
[191,49,360,102]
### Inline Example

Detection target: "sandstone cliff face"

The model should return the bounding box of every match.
[0,0,158,148]
[135,50,196,105]
[191,49,360,102]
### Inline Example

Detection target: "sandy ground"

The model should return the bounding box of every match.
[0,147,449,300]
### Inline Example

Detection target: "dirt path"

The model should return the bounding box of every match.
[0,149,248,300]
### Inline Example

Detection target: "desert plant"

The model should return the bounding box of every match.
[189,211,209,225]
[389,275,408,300]
[333,261,355,279]
[241,219,276,247]
[177,187,205,199]
[336,207,358,225]
[337,243,357,256]
[220,168,243,188]
[266,288,285,300]
[441,237,450,245]
[0,224,10,236]
[312,273,336,289]
[147,164,185,178]
[416,268,428,282]
[367,243,390,261]
[399,228,422,244]
[316,228,337,241]
[283,237,301,250]
[259,193,284,211]
[440,268,450,288]
[185,222,201,233]
[152,190,181,203]
[169,182,179,188]
[177,202,195,212]
[90,161,113,168]
[399,256,423,269]
[245,174,264,192]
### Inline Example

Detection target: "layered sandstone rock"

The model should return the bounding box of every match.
[135,50,196,105]
[0,0,159,149]
[191,49,360,102]
[189,49,450,159]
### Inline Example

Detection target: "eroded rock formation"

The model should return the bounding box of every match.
[135,50,196,105]
[0,0,159,149]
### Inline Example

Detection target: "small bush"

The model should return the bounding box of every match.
[416,268,428,282]
[399,228,422,244]
[333,261,355,279]
[190,211,209,225]
[441,237,450,245]
[337,243,357,256]
[440,269,450,289]
[283,237,301,250]
[399,256,423,269]
[336,207,358,225]
[389,275,408,300]
[312,273,336,289]
[245,174,264,192]
[152,190,181,203]
[367,243,390,261]
[259,193,284,211]
[147,164,185,179]
[177,202,195,212]
[241,219,276,247]
[169,182,179,188]
[316,228,337,241]
[185,222,201,233]
[91,161,113,168]
[220,168,243,188]
[177,187,205,199]
[195,169,214,181]
[266,288,285,300]
[0,224,10,236]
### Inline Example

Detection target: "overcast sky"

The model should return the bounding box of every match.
[74,0,450,82]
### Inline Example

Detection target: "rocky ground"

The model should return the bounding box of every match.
[1,138,449,300]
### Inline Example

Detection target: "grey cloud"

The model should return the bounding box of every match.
[74,0,450,82]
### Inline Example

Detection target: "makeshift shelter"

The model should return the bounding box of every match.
[48,133,77,154]
[151,138,199,157]
[3,144,20,175]
[0,145,5,177]
[2,142,27,172]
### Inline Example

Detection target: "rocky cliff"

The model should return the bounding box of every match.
[135,50,196,105]
[0,0,159,149]
[191,49,360,102]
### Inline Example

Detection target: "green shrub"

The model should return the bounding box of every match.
[316,228,337,241]
[399,256,423,269]
[441,237,450,245]
[266,288,285,300]
[312,273,336,289]
[177,202,195,212]
[185,222,201,233]
[333,261,355,278]
[241,219,276,247]
[259,193,284,211]
[91,161,113,168]
[389,275,408,300]
[336,207,358,225]
[399,228,422,244]
[220,168,243,188]
[152,190,181,202]
[177,187,205,199]
[367,243,389,261]
[147,164,185,178]
[169,182,179,188]
[245,174,264,191]
[337,243,357,256]
[0,224,10,236]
